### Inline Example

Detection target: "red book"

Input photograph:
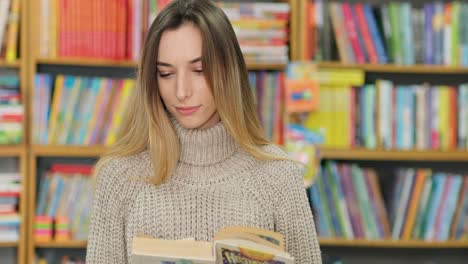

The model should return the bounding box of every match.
[50,164,94,175]
[126,0,134,59]
[342,3,365,64]
[354,3,378,64]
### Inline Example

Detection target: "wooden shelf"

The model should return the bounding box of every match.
[319,239,468,248]
[34,239,468,249]
[35,241,87,248]
[0,60,20,68]
[317,62,468,74]
[320,148,468,161]
[0,241,19,247]
[32,145,108,157]
[0,145,26,157]
[36,57,138,68]
[245,62,286,70]
[36,57,286,70]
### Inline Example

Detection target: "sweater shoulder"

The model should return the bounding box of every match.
[256,144,305,184]
[96,150,152,186]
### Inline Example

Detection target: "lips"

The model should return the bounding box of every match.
[175,106,201,116]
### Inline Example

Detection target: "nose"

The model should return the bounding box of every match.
[176,72,192,101]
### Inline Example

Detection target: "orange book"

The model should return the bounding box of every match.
[285,79,319,113]
[401,169,429,240]
[367,169,391,238]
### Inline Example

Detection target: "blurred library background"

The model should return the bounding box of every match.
[0,0,468,263]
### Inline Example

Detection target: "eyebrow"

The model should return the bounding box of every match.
[157,57,202,67]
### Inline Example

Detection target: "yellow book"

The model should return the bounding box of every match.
[47,75,64,144]
[105,79,135,146]
[439,87,449,150]
[305,85,336,147]
[5,0,19,62]
[333,86,352,148]
[318,68,365,86]
[6,0,21,62]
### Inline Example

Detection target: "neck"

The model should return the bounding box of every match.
[171,117,238,166]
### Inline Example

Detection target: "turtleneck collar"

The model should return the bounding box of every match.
[170,116,238,166]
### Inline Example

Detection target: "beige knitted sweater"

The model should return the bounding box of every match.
[86,119,322,263]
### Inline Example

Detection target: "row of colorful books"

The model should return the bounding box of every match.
[33,74,135,146]
[390,168,468,241]
[304,1,468,66]
[305,80,468,150]
[217,2,289,64]
[0,0,20,61]
[35,164,94,242]
[0,71,22,144]
[38,0,289,64]
[309,162,468,241]
[34,71,283,146]
[0,172,20,242]
[249,71,284,145]
[309,162,389,239]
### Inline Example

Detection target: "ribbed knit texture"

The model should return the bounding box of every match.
[86,119,322,263]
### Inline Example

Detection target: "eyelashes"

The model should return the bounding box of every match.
[157,70,204,78]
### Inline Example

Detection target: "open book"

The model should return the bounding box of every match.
[130,226,294,264]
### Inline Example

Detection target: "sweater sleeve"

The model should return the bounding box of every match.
[274,163,322,264]
[86,161,128,264]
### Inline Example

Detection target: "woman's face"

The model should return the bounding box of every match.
[157,23,220,129]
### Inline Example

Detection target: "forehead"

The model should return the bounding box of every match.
[157,23,203,62]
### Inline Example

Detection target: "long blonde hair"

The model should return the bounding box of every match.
[94,0,284,185]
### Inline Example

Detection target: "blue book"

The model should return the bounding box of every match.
[396,87,404,149]
[363,4,388,63]
[329,162,354,238]
[48,176,64,217]
[424,4,434,64]
[308,179,330,237]
[42,74,52,145]
[401,3,414,65]
[438,175,463,241]
[423,173,446,240]
[321,166,342,237]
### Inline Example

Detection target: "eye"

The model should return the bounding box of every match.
[193,69,203,75]
[158,71,173,78]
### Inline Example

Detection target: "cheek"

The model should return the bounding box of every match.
[194,78,214,103]
[157,82,172,105]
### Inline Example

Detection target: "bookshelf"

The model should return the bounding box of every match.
[318,239,468,249]
[0,242,20,248]
[36,58,287,71]
[0,60,20,68]
[31,145,108,158]
[17,0,468,263]
[0,0,30,263]
[317,62,468,74]
[35,241,88,249]
[294,0,468,263]
[320,148,468,161]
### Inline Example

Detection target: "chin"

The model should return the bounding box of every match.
[173,115,206,129]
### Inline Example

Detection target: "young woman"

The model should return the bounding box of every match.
[86,0,321,263]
